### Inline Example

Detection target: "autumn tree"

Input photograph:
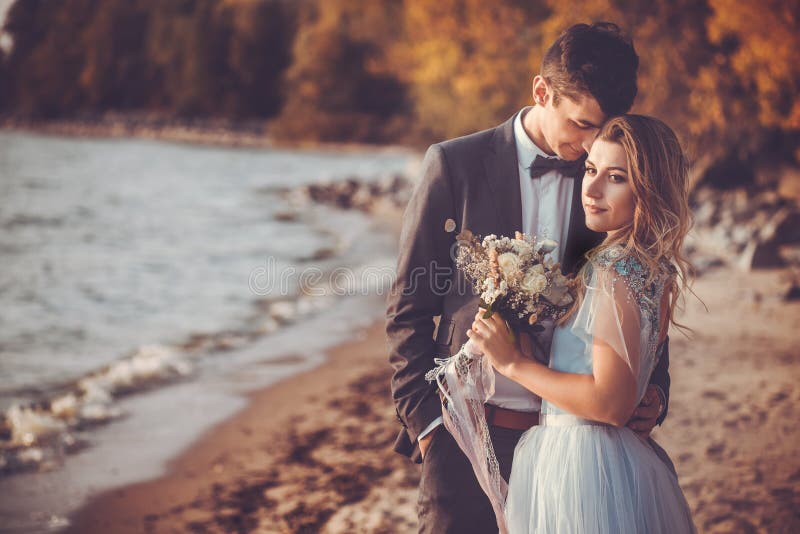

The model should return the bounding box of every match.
[1,0,797,167]
[270,0,407,142]
[2,0,294,119]
[691,0,799,157]
[3,0,96,117]
[541,0,799,176]
[396,0,547,142]
[220,0,294,118]
[78,0,150,109]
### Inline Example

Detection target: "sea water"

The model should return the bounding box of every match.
[0,131,414,532]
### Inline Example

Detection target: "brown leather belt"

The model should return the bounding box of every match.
[484,404,539,430]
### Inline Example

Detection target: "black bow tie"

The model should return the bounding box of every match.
[529,154,585,179]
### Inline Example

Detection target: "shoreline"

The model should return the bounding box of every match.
[59,201,412,534]
[0,115,417,154]
[61,319,419,534]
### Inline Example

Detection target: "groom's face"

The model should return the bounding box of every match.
[536,80,606,161]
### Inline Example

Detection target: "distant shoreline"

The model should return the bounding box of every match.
[0,113,417,154]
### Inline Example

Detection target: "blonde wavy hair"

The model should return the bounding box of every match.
[562,114,693,334]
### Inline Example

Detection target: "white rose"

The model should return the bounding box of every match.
[542,283,574,306]
[521,272,548,294]
[530,264,545,276]
[537,238,558,255]
[512,239,533,256]
[497,252,521,276]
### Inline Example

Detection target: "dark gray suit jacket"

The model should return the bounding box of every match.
[386,113,671,462]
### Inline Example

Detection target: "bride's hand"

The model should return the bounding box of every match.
[467,309,524,376]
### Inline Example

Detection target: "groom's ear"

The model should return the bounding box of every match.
[532,75,550,106]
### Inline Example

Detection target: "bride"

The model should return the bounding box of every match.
[466,114,696,532]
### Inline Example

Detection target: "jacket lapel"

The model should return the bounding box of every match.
[483,113,523,237]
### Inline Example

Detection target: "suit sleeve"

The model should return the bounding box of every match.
[649,336,671,425]
[386,144,457,443]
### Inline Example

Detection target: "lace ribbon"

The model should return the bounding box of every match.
[426,340,509,534]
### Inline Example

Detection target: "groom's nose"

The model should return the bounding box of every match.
[580,130,599,154]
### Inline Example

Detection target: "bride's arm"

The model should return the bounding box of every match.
[504,340,636,427]
[468,312,638,427]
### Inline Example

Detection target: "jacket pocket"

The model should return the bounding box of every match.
[433,317,455,357]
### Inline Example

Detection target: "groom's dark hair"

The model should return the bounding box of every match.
[542,22,638,117]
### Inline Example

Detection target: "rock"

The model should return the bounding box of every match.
[308,247,337,261]
[731,223,755,247]
[692,185,716,204]
[774,212,800,245]
[753,189,780,208]
[687,178,800,272]
[693,199,717,226]
[758,207,792,242]
[779,244,800,265]
[350,186,375,210]
[776,165,800,203]
[691,255,725,276]
[391,187,412,207]
[286,174,413,214]
[696,155,756,189]
[738,240,785,271]
[784,284,800,302]
[17,447,45,466]
[731,189,749,214]
[274,211,299,222]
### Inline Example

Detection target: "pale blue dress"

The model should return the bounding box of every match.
[504,247,696,533]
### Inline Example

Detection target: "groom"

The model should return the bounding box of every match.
[386,22,672,533]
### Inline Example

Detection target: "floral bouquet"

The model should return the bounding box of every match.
[425,228,578,534]
[455,229,577,340]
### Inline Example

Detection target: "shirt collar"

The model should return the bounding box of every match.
[513,106,550,171]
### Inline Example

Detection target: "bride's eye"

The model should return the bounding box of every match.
[585,166,596,175]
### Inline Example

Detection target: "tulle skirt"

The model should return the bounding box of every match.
[504,415,696,534]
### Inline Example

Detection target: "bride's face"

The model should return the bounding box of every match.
[582,139,636,235]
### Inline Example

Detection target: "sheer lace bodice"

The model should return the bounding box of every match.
[543,245,674,415]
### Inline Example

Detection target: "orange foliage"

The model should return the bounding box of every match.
[2,0,797,163]
[704,0,800,130]
[396,0,546,140]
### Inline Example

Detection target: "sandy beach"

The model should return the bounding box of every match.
[58,246,800,533]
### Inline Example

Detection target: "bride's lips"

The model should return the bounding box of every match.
[584,204,607,214]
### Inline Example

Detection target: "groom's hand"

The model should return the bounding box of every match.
[626,385,664,439]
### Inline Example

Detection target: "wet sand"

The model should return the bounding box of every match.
[62,321,419,534]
